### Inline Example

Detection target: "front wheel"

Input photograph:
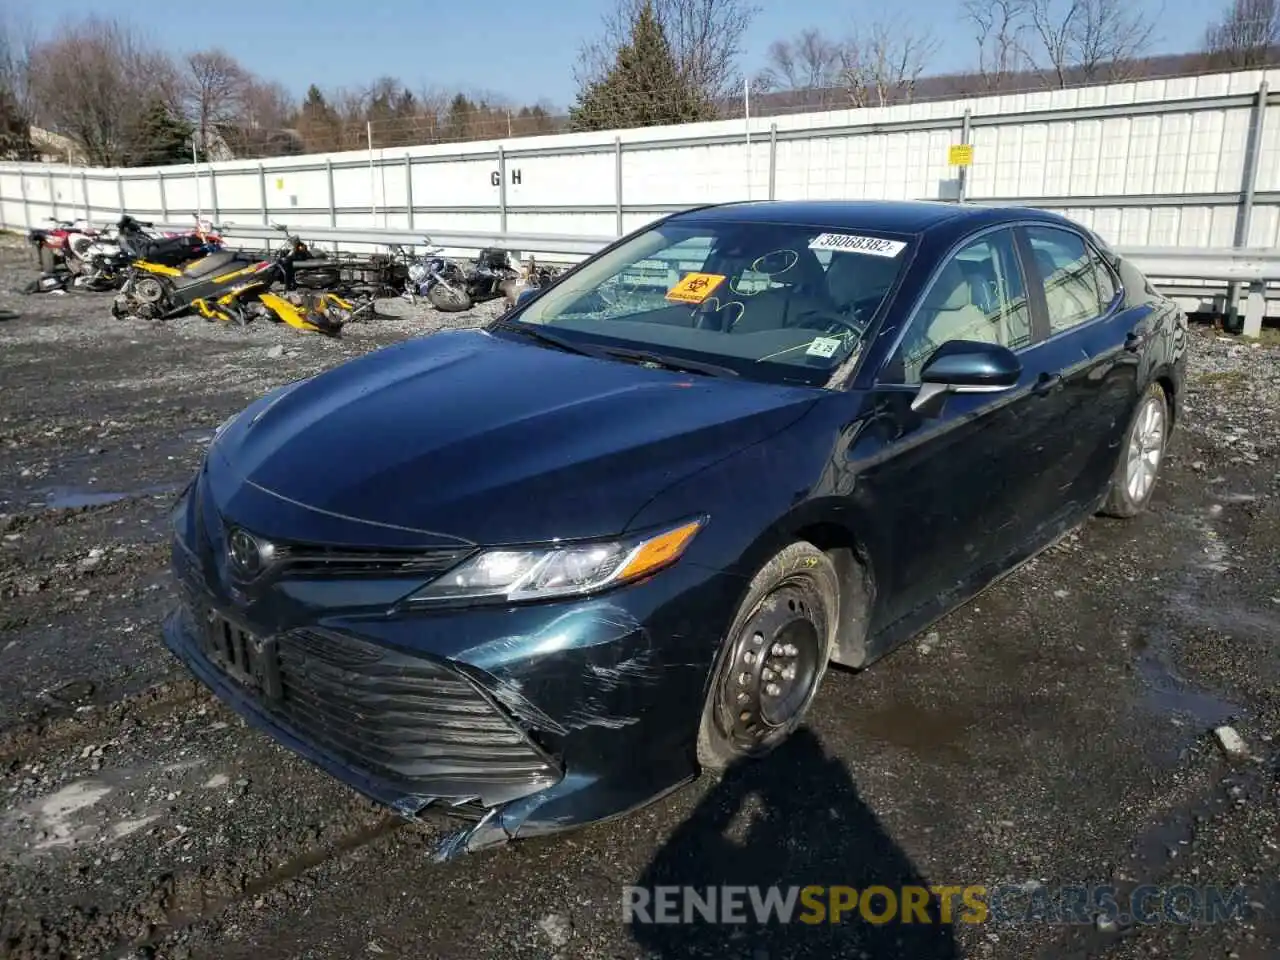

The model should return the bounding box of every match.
[1100,381,1169,518]
[697,541,840,772]
[427,282,472,312]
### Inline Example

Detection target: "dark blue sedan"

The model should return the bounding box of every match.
[164,199,1187,859]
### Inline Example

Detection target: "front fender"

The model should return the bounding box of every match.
[625,394,887,667]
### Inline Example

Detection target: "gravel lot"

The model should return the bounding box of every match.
[0,233,1277,960]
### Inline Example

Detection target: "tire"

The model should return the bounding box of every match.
[427,282,472,312]
[1100,381,1170,518]
[696,541,840,772]
[38,245,57,274]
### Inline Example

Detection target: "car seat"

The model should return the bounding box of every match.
[922,261,998,346]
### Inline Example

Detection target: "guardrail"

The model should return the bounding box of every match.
[77,220,1280,338]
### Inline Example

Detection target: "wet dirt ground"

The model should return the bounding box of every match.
[0,233,1277,960]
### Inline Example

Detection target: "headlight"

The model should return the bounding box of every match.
[406,518,704,604]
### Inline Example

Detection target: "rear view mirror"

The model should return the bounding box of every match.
[912,340,1021,414]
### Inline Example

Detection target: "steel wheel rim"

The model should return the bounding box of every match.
[1125,395,1166,503]
[721,585,822,748]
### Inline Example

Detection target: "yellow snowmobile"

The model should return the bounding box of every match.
[111,224,351,337]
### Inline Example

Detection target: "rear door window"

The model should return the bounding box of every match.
[1024,226,1112,334]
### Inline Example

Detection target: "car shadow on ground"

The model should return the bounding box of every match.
[629,728,960,958]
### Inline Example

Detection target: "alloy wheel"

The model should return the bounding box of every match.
[1125,394,1166,504]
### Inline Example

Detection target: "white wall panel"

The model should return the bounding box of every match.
[0,69,1275,269]
[507,153,614,207]
[410,158,498,208]
[212,170,262,213]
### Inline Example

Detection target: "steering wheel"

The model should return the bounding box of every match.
[790,309,864,339]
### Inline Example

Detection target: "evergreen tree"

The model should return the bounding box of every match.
[569,1,710,132]
[129,99,195,165]
[0,86,33,161]
[443,93,474,141]
[297,84,340,152]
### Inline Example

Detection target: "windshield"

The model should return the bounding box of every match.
[504,219,915,386]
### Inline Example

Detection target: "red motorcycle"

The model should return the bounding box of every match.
[27,218,92,273]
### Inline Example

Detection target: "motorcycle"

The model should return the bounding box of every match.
[395,238,518,312]
[111,222,352,337]
[27,218,91,273]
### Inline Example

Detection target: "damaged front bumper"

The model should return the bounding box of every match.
[164,540,735,861]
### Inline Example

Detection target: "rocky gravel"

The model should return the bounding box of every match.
[0,232,1277,960]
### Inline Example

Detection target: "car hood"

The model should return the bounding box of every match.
[211,328,819,544]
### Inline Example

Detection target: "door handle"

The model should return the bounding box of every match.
[1033,373,1062,396]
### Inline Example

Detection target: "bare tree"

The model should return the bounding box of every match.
[0,16,35,159]
[1203,0,1280,67]
[224,78,297,157]
[28,17,180,165]
[1029,0,1157,87]
[963,0,1033,91]
[184,49,248,157]
[756,29,843,91]
[839,19,939,107]
[574,0,759,108]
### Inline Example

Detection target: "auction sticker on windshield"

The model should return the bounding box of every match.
[807,233,906,257]
[805,336,844,358]
[666,272,727,303]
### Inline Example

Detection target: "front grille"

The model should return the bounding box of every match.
[267,544,472,579]
[265,628,559,801]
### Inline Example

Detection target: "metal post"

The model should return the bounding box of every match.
[768,123,777,201]
[367,120,376,223]
[497,146,507,234]
[614,137,623,237]
[325,159,336,228]
[116,172,125,215]
[1233,80,1268,337]
[158,170,168,221]
[404,154,414,230]
[47,169,56,220]
[744,78,751,200]
[258,163,268,225]
[209,165,220,223]
[958,108,972,203]
[81,171,90,222]
[19,170,29,228]
[193,140,202,223]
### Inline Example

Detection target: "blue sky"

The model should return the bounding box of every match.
[22,0,1215,110]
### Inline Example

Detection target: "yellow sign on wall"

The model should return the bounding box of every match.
[275,177,284,190]
[948,144,974,167]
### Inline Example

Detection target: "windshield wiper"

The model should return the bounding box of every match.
[598,347,739,378]
[492,320,605,358]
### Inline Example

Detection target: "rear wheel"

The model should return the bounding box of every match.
[697,541,839,772]
[38,245,56,274]
[427,282,472,312]
[1101,381,1169,518]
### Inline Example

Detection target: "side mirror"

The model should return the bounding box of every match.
[911,340,1021,414]
[516,287,538,307]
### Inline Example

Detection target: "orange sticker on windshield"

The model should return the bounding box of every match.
[666,272,726,304]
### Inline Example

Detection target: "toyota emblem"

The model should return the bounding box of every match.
[227,528,265,579]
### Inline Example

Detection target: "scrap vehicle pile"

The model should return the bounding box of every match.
[22,215,563,337]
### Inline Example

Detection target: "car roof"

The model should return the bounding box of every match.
[672,199,1070,236]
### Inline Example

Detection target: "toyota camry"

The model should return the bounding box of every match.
[164,199,1187,859]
